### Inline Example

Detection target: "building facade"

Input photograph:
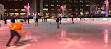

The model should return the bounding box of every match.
[0,4,4,20]
[42,0,91,18]
[1,0,110,18]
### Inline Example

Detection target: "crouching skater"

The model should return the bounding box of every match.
[6,20,26,47]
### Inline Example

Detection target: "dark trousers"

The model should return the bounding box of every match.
[28,19,30,24]
[46,18,47,22]
[35,22,38,26]
[72,18,74,24]
[4,20,7,24]
[60,18,62,24]
[6,30,21,45]
[57,22,59,28]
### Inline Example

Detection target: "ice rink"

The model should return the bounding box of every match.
[0,20,111,49]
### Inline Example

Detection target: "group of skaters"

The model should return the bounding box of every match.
[56,16,74,29]
[34,17,49,26]
[4,15,75,47]
[33,15,74,29]
[34,16,62,28]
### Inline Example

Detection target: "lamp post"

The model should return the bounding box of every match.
[105,0,109,17]
[24,3,30,18]
[61,5,66,17]
[27,3,30,18]
[24,3,30,24]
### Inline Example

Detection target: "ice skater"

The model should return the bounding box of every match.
[71,15,74,24]
[11,18,15,23]
[4,17,7,25]
[35,17,38,26]
[6,20,26,47]
[28,17,30,24]
[59,17,62,24]
[56,17,59,29]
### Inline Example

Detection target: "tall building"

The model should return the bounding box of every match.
[42,0,91,18]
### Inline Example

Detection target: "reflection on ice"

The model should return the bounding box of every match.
[59,38,89,48]
[61,30,66,39]
[104,29,109,47]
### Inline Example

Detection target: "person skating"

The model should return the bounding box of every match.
[71,15,74,24]
[46,18,47,22]
[59,17,62,24]
[4,17,7,25]
[72,17,74,24]
[44,17,47,22]
[35,17,38,26]
[11,18,15,23]
[6,20,26,47]
[56,17,59,29]
[28,17,30,24]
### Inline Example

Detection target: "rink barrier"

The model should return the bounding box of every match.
[0,18,111,25]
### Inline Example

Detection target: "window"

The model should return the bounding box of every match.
[45,4,48,6]
[51,9,54,11]
[80,0,83,2]
[82,5,83,6]
[57,5,60,6]
[69,9,72,11]
[20,13,26,15]
[51,1,54,2]
[4,9,7,11]
[14,0,17,1]
[86,4,90,6]
[9,13,14,16]
[21,9,25,11]
[57,1,59,2]
[15,13,19,16]
[51,4,54,6]
[9,9,14,11]
[15,9,19,11]
[80,8,83,10]
[43,8,48,11]
[75,5,76,6]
